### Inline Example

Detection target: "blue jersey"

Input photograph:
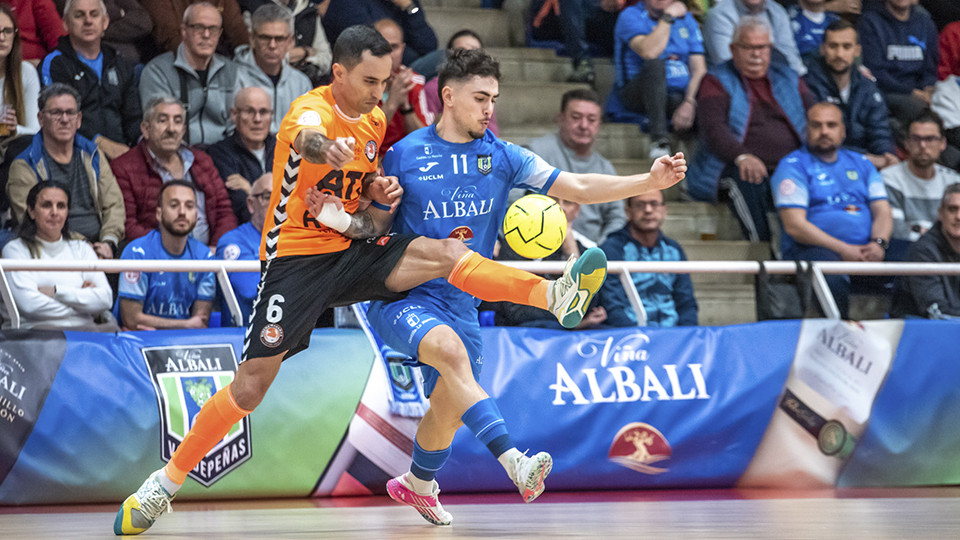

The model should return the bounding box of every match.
[614,4,704,90]
[382,125,560,312]
[789,6,839,57]
[772,148,887,255]
[114,229,216,326]
[215,222,261,326]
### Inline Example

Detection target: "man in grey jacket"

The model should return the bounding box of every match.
[139,1,238,145]
[236,3,313,133]
[704,0,806,76]
[526,88,626,245]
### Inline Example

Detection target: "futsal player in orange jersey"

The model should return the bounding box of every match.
[114,24,650,535]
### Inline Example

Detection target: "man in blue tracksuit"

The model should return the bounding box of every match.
[598,190,698,327]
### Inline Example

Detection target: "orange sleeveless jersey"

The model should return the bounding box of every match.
[260,85,387,260]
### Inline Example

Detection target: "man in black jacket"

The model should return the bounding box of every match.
[40,0,141,160]
[802,19,899,171]
[891,182,960,319]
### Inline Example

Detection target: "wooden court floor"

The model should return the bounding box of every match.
[2,487,959,539]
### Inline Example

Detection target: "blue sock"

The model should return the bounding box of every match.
[461,398,513,458]
[410,440,451,482]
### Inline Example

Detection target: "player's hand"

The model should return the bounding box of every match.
[324,136,355,169]
[305,186,343,216]
[648,152,686,190]
[735,154,767,184]
[366,175,403,212]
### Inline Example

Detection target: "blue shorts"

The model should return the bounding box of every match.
[367,297,483,397]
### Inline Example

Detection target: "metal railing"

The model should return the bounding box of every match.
[1,259,959,328]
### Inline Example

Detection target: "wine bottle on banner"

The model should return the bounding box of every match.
[738,320,903,488]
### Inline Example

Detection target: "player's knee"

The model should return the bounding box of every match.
[230,372,271,410]
[437,238,470,268]
[419,333,468,374]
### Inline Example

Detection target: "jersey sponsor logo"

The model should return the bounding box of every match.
[260,324,284,347]
[419,161,439,172]
[779,179,797,196]
[142,344,251,487]
[422,198,495,220]
[477,154,492,175]
[418,174,443,181]
[223,244,241,261]
[608,422,671,475]
[449,226,474,242]
[843,204,861,214]
[365,140,377,162]
[297,110,323,127]
[123,271,141,283]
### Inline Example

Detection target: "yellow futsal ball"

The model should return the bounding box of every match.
[502,194,567,259]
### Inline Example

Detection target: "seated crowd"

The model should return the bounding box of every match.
[1,0,959,331]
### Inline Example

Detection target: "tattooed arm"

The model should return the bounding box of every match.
[294,129,355,168]
[304,186,395,239]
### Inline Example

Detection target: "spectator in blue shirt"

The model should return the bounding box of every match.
[114,179,216,330]
[771,102,893,317]
[788,0,839,58]
[803,19,899,170]
[858,0,939,130]
[614,0,707,159]
[598,190,698,327]
[215,172,270,327]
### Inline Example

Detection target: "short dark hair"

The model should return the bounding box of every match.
[908,109,945,137]
[823,18,857,43]
[332,24,391,70]
[38,82,81,112]
[561,88,601,112]
[446,29,483,50]
[157,180,197,207]
[436,48,501,102]
[942,183,960,207]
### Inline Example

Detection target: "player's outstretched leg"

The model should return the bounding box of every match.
[114,380,256,535]
[444,245,607,329]
[547,247,608,328]
[386,439,454,526]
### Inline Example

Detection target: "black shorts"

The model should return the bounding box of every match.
[241,233,418,363]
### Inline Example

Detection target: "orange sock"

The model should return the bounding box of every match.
[447,251,549,310]
[164,384,252,485]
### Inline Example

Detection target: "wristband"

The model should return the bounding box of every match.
[316,202,351,233]
[370,200,391,211]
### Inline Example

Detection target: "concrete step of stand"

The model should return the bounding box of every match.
[425,6,513,48]
[695,284,757,326]
[500,123,648,160]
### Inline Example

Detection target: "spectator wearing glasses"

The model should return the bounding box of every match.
[0,3,41,139]
[111,95,236,248]
[144,0,249,57]
[6,83,124,258]
[236,3,311,134]
[206,87,276,223]
[238,0,333,87]
[139,1,239,145]
[882,111,960,259]
[40,0,142,160]
[597,190,698,328]
[214,172,271,326]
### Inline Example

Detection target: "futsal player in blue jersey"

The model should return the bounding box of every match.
[306,48,687,525]
[772,102,892,317]
[115,180,216,330]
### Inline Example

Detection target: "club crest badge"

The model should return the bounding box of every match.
[608,422,671,475]
[142,344,251,487]
[477,154,492,175]
[365,140,377,162]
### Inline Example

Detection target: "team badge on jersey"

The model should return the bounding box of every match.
[365,140,377,162]
[123,271,141,284]
[449,226,474,242]
[222,244,241,261]
[260,324,284,347]
[846,170,859,181]
[477,154,492,175]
